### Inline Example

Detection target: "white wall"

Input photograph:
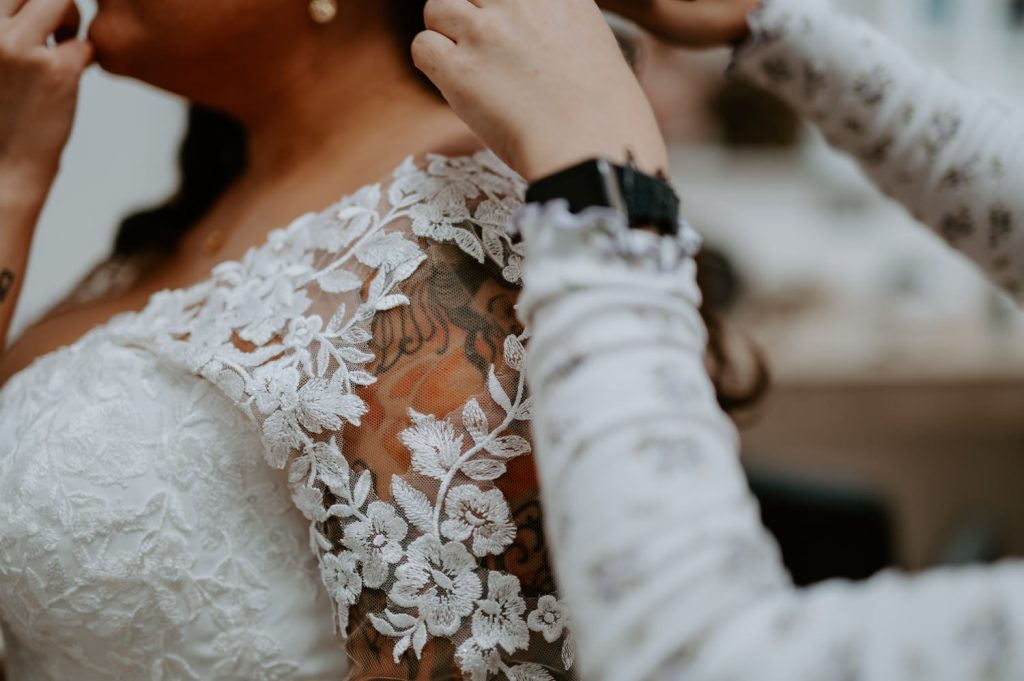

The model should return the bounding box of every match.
[11,0,185,338]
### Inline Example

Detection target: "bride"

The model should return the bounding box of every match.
[0,0,664,677]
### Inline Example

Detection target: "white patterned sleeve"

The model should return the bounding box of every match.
[732,0,1024,301]
[513,203,1024,681]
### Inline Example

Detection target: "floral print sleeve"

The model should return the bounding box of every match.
[732,0,1024,301]
[514,202,1024,681]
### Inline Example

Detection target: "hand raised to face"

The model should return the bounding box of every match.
[412,0,670,183]
[0,0,92,190]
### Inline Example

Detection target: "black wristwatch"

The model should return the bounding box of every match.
[525,158,681,236]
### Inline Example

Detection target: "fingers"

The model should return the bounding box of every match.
[51,35,91,70]
[10,0,76,46]
[0,0,29,19]
[423,0,479,43]
[411,29,457,86]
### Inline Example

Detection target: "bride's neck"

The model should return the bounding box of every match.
[231,33,472,186]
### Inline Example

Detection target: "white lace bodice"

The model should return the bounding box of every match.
[0,331,347,680]
[0,152,574,680]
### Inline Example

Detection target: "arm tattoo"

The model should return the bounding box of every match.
[333,237,564,676]
[371,241,521,377]
[0,269,15,303]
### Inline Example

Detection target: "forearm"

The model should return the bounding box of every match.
[514,203,789,680]
[515,204,1024,681]
[733,0,1024,301]
[0,170,48,349]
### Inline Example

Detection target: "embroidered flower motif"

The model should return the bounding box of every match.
[472,572,530,653]
[456,638,504,681]
[284,315,323,349]
[320,551,362,609]
[343,501,409,588]
[527,595,569,644]
[441,485,517,558]
[410,191,473,242]
[400,412,465,480]
[105,152,572,678]
[252,365,301,416]
[390,535,482,636]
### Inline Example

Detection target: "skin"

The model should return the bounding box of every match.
[0,1,753,673]
[0,0,92,361]
[409,0,760,184]
[413,0,671,182]
[0,0,480,384]
[598,0,762,49]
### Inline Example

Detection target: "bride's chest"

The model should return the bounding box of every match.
[0,339,334,678]
[0,340,287,536]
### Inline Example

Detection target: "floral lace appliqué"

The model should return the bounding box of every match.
[105,152,573,681]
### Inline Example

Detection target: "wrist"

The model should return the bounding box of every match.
[0,163,54,215]
[516,124,667,183]
[516,138,669,185]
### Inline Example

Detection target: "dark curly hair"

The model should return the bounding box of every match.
[111,1,768,412]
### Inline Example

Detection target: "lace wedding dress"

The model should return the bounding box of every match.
[0,152,574,680]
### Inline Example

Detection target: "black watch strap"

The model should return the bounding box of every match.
[525,158,681,235]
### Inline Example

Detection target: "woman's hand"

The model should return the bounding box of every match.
[598,0,761,49]
[1,0,92,198]
[412,0,669,183]
[0,0,90,349]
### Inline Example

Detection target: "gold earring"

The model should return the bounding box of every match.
[308,0,338,24]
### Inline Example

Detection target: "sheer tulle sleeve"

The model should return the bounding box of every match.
[113,152,576,680]
[513,202,1024,681]
[732,0,1024,301]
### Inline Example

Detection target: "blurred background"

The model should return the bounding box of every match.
[12,0,1024,593]
[632,0,1024,580]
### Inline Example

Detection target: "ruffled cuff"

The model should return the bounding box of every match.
[508,200,704,327]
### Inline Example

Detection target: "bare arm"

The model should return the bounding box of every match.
[0,0,93,349]
[0,172,48,347]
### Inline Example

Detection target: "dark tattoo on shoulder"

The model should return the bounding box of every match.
[371,241,521,377]
[0,269,15,303]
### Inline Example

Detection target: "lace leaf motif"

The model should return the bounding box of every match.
[117,152,572,681]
